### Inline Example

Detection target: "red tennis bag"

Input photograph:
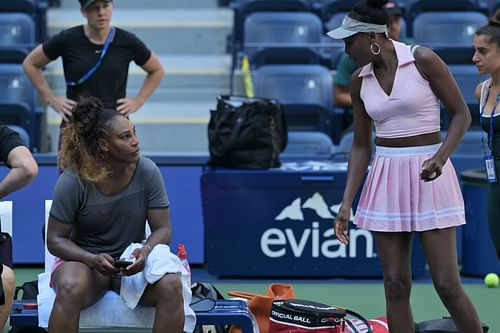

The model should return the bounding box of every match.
[344,317,388,333]
[269,299,346,333]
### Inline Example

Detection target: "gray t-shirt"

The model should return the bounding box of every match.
[50,157,169,258]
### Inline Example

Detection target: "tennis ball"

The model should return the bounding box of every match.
[484,273,499,288]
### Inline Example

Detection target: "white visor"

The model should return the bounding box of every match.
[327,15,388,39]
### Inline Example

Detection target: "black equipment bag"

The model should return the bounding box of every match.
[0,232,13,268]
[208,95,288,169]
[415,317,489,333]
[190,282,228,333]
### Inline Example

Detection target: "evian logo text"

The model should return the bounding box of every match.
[260,193,376,259]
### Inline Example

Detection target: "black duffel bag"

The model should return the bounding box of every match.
[208,95,287,169]
[415,317,489,333]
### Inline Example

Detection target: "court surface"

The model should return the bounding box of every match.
[7,266,499,332]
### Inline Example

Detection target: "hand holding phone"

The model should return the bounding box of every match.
[113,258,133,268]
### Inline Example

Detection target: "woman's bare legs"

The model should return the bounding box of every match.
[375,232,415,333]
[420,227,482,333]
[48,262,111,333]
[139,273,184,333]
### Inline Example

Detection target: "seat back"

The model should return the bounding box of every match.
[336,131,376,155]
[413,12,488,47]
[0,0,49,43]
[449,64,489,105]
[253,64,332,109]
[231,0,312,53]
[0,63,42,150]
[281,131,334,159]
[0,12,35,45]
[243,11,323,62]
[0,63,36,107]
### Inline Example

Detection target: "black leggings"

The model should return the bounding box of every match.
[487,160,500,259]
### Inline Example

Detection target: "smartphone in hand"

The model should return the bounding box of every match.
[113,258,133,268]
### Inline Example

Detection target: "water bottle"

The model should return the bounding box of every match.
[177,243,191,286]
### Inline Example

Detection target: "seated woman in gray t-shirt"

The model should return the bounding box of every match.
[47,97,184,333]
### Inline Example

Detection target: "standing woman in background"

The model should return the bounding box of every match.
[23,0,164,147]
[329,0,483,332]
[473,10,500,259]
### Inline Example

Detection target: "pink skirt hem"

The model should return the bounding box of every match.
[353,144,466,232]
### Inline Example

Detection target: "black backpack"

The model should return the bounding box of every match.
[9,280,47,333]
[208,95,288,169]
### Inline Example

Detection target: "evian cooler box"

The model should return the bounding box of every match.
[201,161,426,277]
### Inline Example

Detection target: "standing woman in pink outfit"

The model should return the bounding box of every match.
[329,0,482,332]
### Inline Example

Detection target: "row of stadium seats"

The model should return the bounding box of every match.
[229,2,492,143]
[231,0,493,71]
[0,0,47,152]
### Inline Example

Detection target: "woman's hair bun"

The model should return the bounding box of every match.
[71,96,103,135]
[490,9,500,26]
[366,0,389,9]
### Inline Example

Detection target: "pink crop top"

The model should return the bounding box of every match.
[359,40,440,138]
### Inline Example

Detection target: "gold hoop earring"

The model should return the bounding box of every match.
[370,42,381,55]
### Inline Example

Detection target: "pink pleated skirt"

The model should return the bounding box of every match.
[354,144,466,232]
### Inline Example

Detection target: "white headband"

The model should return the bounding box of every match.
[327,16,388,39]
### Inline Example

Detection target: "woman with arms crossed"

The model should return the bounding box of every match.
[330,0,482,332]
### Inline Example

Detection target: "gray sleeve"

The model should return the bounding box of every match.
[49,171,82,224]
[143,158,169,209]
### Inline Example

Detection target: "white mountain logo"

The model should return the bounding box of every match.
[275,192,353,222]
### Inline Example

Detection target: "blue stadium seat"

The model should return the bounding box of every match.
[413,12,488,47]
[439,65,488,130]
[281,130,334,160]
[243,11,323,67]
[244,12,322,49]
[449,65,489,106]
[406,0,487,37]
[0,12,36,63]
[0,0,48,43]
[230,0,312,53]
[253,64,333,134]
[0,63,37,107]
[413,11,488,64]
[253,64,332,109]
[0,63,43,151]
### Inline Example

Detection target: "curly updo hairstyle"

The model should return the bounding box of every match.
[350,0,390,26]
[59,96,125,182]
[475,9,500,46]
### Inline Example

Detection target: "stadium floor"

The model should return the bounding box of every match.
[6,266,499,332]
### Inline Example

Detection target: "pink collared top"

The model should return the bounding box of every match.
[359,40,440,138]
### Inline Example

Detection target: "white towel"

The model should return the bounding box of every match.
[120,243,196,331]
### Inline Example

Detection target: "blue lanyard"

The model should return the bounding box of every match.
[480,83,500,153]
[66,27,116,87]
